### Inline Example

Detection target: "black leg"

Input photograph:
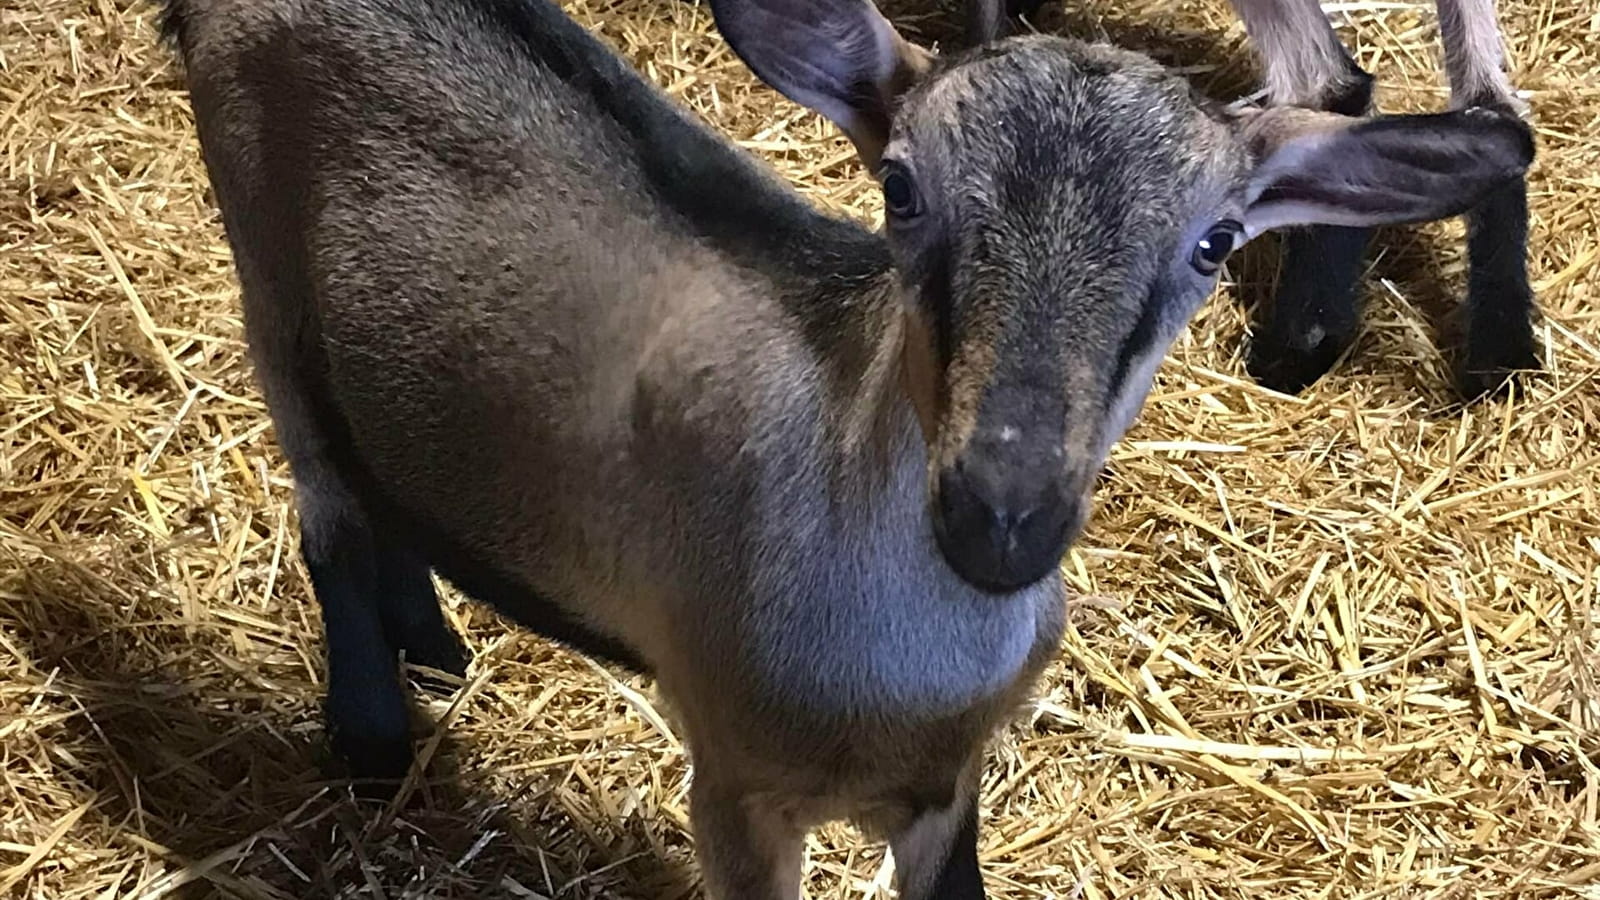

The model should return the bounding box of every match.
[1246,67,1376,395]
[1458,172,1538,398]
[304,517,414,786]
[1430,0,1538,398]
[374,539,470,685]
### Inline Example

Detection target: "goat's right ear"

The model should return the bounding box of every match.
[1233,105,1534,238]
[710,0,932,167]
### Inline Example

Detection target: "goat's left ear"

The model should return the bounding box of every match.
[709,0,932,168]
[1233,105,1534,238]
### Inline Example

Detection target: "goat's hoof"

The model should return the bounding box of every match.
[1458,293,1540,400]
[403,630,471,695]
[326,684,416,794]
[1246,331,1347,395]
[1458,339,1540,401]
[332,728,415,798]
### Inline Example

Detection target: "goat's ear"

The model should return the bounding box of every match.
[1234,105,1534,238]
[967,0,1007,45]
[710,0,932,167]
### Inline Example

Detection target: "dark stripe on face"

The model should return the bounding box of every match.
[1107,285,1160,410]
[922,242,957,367]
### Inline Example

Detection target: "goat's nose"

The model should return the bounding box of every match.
[943,475,1039,547]
[932,460,1080,594]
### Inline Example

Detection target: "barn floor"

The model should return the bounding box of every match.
[3,0,1598,897]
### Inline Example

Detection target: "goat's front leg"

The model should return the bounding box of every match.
[690,772,805,900]
[1437,0,1539,398]
[1229,0,1377,394]
[889,791,985,899]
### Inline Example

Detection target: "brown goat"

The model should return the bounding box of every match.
[160,0,1530,894]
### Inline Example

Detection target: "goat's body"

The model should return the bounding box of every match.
[175,0,1062,826]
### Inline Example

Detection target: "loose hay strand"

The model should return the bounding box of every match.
[3,0,1599,897]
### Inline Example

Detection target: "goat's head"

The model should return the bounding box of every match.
[713,0,1533,593]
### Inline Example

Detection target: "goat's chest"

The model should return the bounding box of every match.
[759,551,1064,720]
[654,538,1065,802]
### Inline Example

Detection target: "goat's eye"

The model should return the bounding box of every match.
[1190,220,1242,275]
[880,162,922,219]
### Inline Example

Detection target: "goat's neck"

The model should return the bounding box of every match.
[798,273,933,507]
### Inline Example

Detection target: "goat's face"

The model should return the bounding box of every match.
[714,0,1533,594]
[886,39,1243,592]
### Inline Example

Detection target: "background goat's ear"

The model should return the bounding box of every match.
[1235,106,1534,238]
[710,0,932,167]
[966,0,1007,45]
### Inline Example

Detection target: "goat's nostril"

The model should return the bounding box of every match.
[978,494,1036,540]
[981,505,1030,552]
[985,502,1011,533]
[1010,503,1039,531]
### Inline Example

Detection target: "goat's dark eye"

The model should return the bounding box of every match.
[880,163,922,219]
[1190,220,1242,275]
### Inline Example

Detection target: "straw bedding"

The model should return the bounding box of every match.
[2,0,1597,896]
